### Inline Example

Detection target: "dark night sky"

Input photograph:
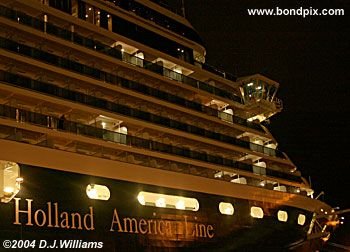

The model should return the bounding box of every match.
[173,0,350,247]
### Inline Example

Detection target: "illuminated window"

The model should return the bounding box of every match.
[298,214,306,225]
[219,202,234,215]
[86,184,110,201]
[137,192,199,211]
[250,206,264,218]
[277,210,288,222]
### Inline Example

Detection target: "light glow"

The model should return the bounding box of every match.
[3,186,14,194]
[0,161,21,203]
[16,177,24,183]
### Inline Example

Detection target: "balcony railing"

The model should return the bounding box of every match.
[0,5,243,104]
[0,63,282,159]
[0,104,301,183]
[0,5,265,132]
[0,41,262,135]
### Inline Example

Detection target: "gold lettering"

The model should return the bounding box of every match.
[47,202,53,227]
[34,209,46,227]
[83,207,94,230]
[207,225,214,238]
[184,216,189,236]
[193,223,198,237]
[139,219,148,234]
[71,213,82,230]
[153,219,157,235]
[60,212,70,229]
[110,209,124,232]
[123,218,138,233]
[158,220,165,236]
[198,224,207,238]
[165,221,172,237]
[54,202,59,228]
[147,220,153,234]
[13,198,33,226]
[175,221,182,235]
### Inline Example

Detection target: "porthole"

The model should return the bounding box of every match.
[277,210,288,222]
[250,206,264,218]
[219,202,234,215]
[298,214,306,225]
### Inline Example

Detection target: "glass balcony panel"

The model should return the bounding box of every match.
[0,6,244,104]
[0,37,276,156]
[0,100,301,182]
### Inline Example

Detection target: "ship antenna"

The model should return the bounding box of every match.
[181,0,186,17]
[308,175,312,187]
[315,191,324,200]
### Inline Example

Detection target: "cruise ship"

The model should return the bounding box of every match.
[0,0,339,251]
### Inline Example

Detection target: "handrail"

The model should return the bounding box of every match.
[0,104,301,183]
[0,10,262,132]
[0,49,282,160]
[0,5,263,129]
[0,5,243,104]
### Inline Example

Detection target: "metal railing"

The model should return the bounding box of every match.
[0,64,283,159]
[0,104,301,183]
[0,5,267,133]
[0,5,243,104]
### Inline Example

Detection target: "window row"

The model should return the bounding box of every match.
[85,186,307,225]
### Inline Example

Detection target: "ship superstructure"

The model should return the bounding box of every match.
[0,0,338,251]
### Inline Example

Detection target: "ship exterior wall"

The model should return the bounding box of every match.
[0,164,313,251]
